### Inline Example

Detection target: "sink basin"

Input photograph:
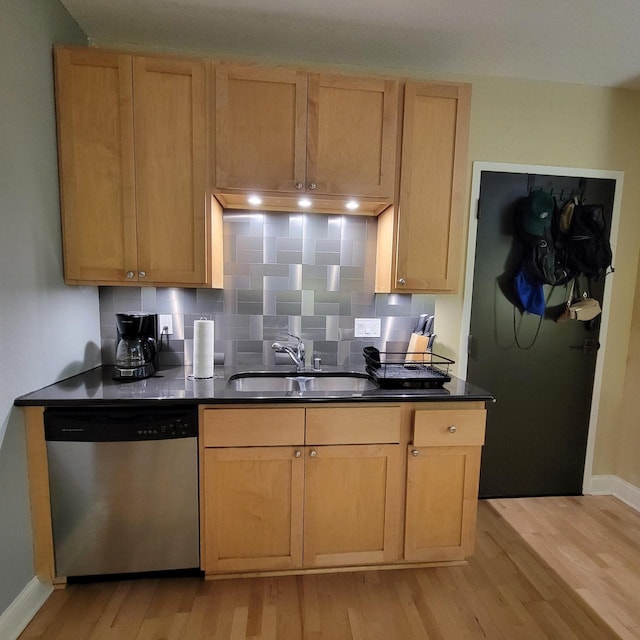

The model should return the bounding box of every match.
[226,372,377,393]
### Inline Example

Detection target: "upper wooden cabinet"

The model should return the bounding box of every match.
[55,47,471,290]
[306,73,398,199]
[214,64,398,213]
[214,65,307,194]
[55,48,136,284]
[376,82,471,293]
[132,56,214,286]
[55,47,222,287]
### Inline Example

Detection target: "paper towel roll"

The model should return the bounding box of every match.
[193,319,214,379]
[192,377,215,397]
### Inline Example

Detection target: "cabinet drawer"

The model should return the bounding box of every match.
[413,409,486,446]
[306,406,401,445]
[202,408,305,447]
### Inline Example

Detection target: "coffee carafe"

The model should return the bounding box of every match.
[113,313,158,381]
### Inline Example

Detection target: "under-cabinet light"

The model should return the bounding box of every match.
[298,198,312,208]
[345,200,359,210]
[247,195,263,206]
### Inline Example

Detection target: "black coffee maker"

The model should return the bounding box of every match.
[113,313,158,381]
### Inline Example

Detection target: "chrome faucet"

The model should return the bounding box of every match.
[272,333,305,371]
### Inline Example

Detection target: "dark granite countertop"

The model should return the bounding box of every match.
[14,365,494,407]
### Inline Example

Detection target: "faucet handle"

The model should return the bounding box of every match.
[287,332,303,348]
[287,332,305,360]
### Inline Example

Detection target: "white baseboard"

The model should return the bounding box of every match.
[0,577,53,640]
[588,474,640,512]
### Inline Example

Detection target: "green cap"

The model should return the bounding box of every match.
[522,190,553,236]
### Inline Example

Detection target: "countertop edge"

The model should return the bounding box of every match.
[15,394,494,407]
[14,365,495,407]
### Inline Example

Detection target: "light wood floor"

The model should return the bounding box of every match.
[19,498,632,640]
[489,495,640,640]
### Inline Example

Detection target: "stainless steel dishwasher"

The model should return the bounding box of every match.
[44,405,199,578]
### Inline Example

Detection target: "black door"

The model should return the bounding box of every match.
[468,171,615,497]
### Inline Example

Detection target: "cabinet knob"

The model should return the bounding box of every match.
[295,182,304,190]
[448,425,457,433]
[308,182,317,191]
[126,271,135,279]
[309,449,318,458]
[138,271,146,279]
[398,278,406,286]
[411,449,420,457]
[294,450,302,458]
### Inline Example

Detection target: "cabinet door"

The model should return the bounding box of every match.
[202,446,304,573]
[307,74,398,198]
[394,82,471,292]
[133,56,209,286]
[55,48,137,284]
[215,64,308,193]
[404,445,481,562]
[303,444,401,568]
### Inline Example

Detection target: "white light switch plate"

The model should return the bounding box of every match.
[354,318,381,338]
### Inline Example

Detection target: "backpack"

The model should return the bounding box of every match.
[565,202,613,279]
[515,190,573,286]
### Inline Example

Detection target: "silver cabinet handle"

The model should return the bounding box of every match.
[398,278,406,286]
[295,182,304,190]
[448,425,457,433]
[309,449,318,458]
[411,449,420,457]
[126,271,135,279]
[308,182,317,191]
[138,271,146,279]
[294,450,302,458]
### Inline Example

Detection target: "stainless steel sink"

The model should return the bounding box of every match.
[226,372,377,393]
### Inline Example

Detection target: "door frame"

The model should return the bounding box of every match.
[459,161,624,494]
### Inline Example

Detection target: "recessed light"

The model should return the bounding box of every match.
[345,200,359,210]
[247,195,262,206]
[298,198,312,208]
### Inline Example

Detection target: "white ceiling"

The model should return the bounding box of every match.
[60,0,640,89]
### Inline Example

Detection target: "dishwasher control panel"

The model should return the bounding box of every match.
[136,421,192,438]
[44,406,198,442]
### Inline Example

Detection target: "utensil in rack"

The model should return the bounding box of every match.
[414,314,429,335]
[424,315,434,335]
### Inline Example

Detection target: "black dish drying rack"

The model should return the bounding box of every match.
[363,347,454,389]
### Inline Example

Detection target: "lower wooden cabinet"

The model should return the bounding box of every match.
[202,443,401,574]
[303,444,401,568]
[200,405,402,574]
[23,401,489,584]
[202,446,304,573]
[404,445,481,562]
[404,407,486,562]
[200,402,486,575]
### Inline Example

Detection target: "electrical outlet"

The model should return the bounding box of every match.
[159,314,173,335]
[354,318,381,338]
